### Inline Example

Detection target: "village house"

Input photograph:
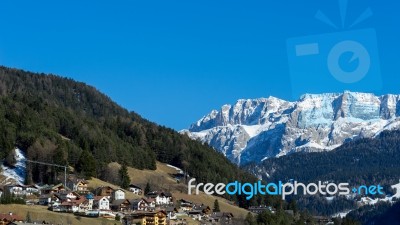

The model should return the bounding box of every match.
[165,207,178,220]
[93,196,110,210]
[248,206,275,214]
[39,193,63,206]
[112,189,126,201]
[5,184,24,197]
[54,191,80,201]
[111,199,131,212]
[124,211,167,225]
[59,196,88,213]
[24,185,39,196]
[72,179,89,193]
[95,186,115,197]
[209,212,234,224]
[128,184,143,195]
[131,198,156,211]
[145,191,173,205]
[40,183,67,195]
[0,212,23,225]
[178,199,194,211]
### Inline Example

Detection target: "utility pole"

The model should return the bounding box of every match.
[26,160,68,187]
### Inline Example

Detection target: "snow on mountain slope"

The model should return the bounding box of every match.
[1,148,26,185]
[181,91,400,165]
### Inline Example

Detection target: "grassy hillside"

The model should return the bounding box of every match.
[0,204,119,225]
[88,161,250,219]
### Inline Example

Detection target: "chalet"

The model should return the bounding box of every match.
[131,198,155,211]
[93,196,110,210]
[165,207,178,220]
[95,186,115,197]
[39,193,62,206]
[209,212,234,224]
[111,199,131,212]
[145,191,173,205]
[192,204,212,215]
[73,179,89,193]
[112,189,126,201]
[248,206,275,214]
[5,184,24,197]
[40,183,67,195]
[24,185,39,196]
[124,211,167,225]
[178,199,194,211]
[128,184,143,195]
[0,212,23,225]
[54,191,80,202]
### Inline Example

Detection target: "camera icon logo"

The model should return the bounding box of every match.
[287,1,382,98]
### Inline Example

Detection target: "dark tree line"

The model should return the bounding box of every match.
[0,66,259,207]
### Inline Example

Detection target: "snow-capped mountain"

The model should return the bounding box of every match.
[181,91,400,165]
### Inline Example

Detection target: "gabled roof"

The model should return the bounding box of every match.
[94,196,109,201]
[112,199,130,206]
[0,213,23,221]
[146,191,172,198]
[129,184,142,189]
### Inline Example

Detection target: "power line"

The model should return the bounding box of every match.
[26,159,68,187]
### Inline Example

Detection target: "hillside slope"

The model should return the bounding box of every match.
[0,66,252,195]
[246,130,400,186]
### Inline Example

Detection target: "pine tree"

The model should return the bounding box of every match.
[145,182,151,195]
[213,199,220,212]
[26,212,32,223]
[76,150,96,179]
[119,164,131,189]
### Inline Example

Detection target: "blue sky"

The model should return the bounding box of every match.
[0,0,399,130]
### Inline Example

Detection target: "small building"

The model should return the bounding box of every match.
[209,212,234,224]
[95,186,115,197]
[40,183,67,195]
[93,196,110,210]
[178,199,194,211]
[73,179,89,193]
[0,212,23,225]
[112,189,126,201]
[5,184,24,197]
[24,185,39,196]
[131,198,155,211]
[145,191,173,205]
[248,206,275,214]
[111,199,131,212]
[124,211,167,225]
[128,184,143,195]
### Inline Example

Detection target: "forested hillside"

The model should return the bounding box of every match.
[0,66,251,188]
[246,130,400,187]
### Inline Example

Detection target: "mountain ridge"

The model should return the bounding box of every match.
[182,91,400,165]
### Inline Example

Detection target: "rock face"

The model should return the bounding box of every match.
[181,92,400,165]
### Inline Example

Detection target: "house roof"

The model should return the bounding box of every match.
[211,212,234,219]
[111,199,130,206]
[0,213,23,221]
[129,184,142,189]
[179,199,193,204]
[94,196,109,201]
[146,191,172,198]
